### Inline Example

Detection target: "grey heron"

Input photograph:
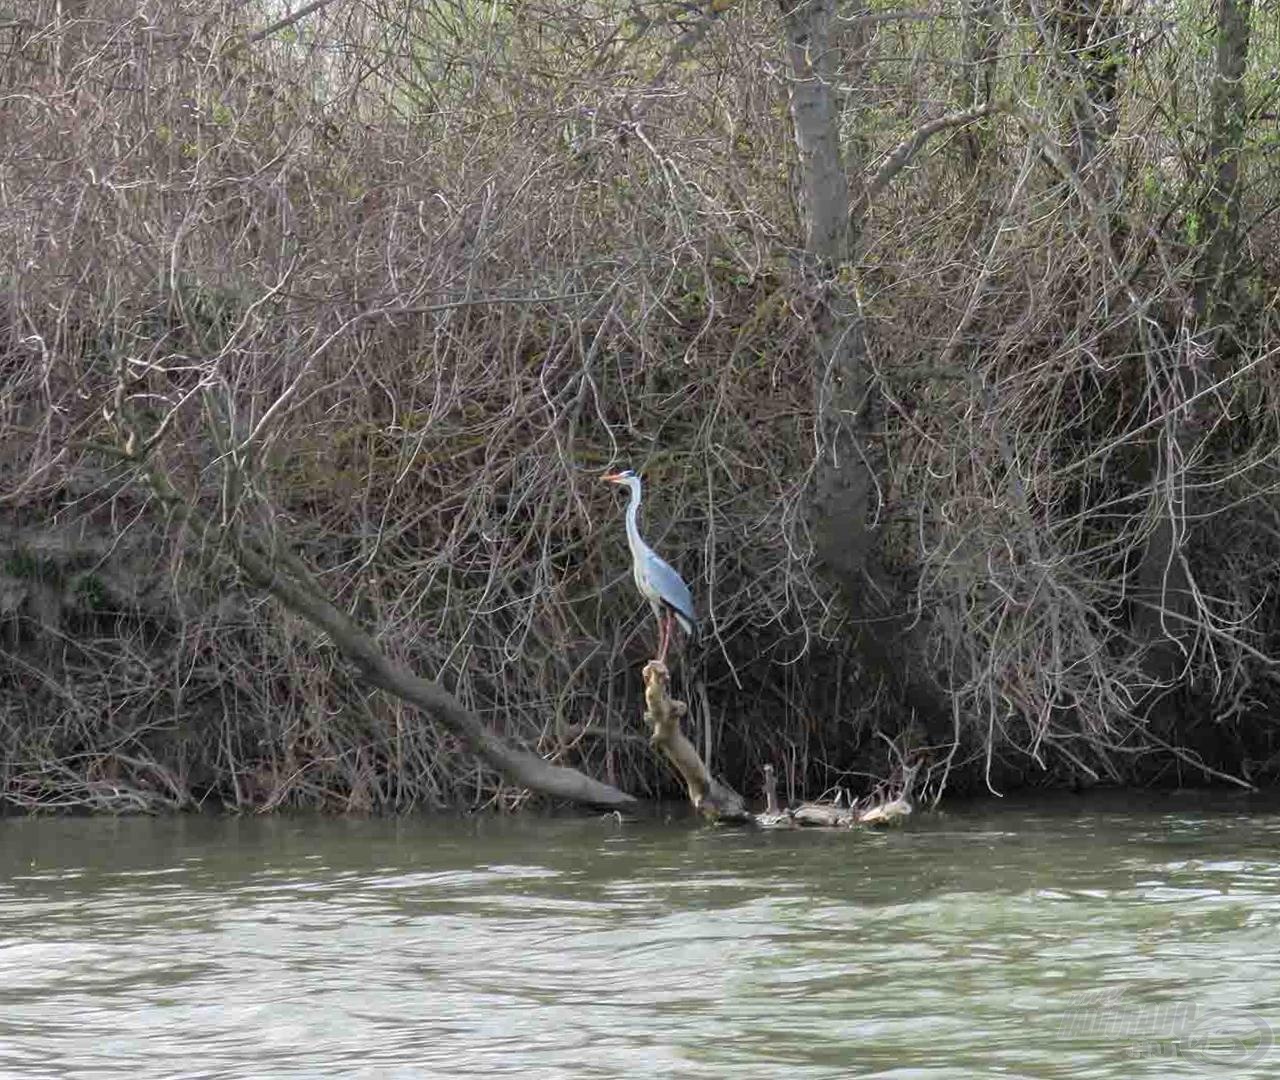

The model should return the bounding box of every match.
[602,468,697,663]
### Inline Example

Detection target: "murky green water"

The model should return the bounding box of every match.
[3,794,1279,1078]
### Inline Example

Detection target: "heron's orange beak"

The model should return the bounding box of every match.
[601,471,624,484]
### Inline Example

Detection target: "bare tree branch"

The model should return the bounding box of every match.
[860,104,1000,212]
[247,0,340,44]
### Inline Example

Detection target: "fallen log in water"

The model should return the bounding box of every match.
[642,659,919,829]
[755,762,917,830]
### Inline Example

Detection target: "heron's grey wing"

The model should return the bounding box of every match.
[645,550,697,631]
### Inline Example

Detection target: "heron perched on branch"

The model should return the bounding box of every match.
[602,468,697,663]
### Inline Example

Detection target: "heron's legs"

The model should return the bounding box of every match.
[657,611,671,663]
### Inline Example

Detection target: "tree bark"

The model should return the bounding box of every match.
[1194,0,1253,327]
[779,0,848,260]
[778,0,952,740]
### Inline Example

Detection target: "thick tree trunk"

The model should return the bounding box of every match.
[779,0,848,261]
[778,0,952,739]
[1194,0,1253,327]
[778,0,867,587]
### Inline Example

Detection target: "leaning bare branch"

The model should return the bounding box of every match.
[860,104,1001,211]
[246,0,341,44]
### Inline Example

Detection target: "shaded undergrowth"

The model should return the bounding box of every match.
[3,1,1280,811]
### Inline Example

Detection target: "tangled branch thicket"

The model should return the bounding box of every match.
[2,0,1279,811]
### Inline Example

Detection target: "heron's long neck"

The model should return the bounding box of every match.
[623,478,645,555]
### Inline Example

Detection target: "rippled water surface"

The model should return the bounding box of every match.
[4,794,1280,1078]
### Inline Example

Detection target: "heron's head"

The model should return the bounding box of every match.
[601,468,637,486]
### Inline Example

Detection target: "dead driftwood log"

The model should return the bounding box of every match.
[643,660,751,822]
[755,762,917,830]
[642,661,916,829]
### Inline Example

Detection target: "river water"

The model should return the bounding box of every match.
[2,793,1278,1078]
